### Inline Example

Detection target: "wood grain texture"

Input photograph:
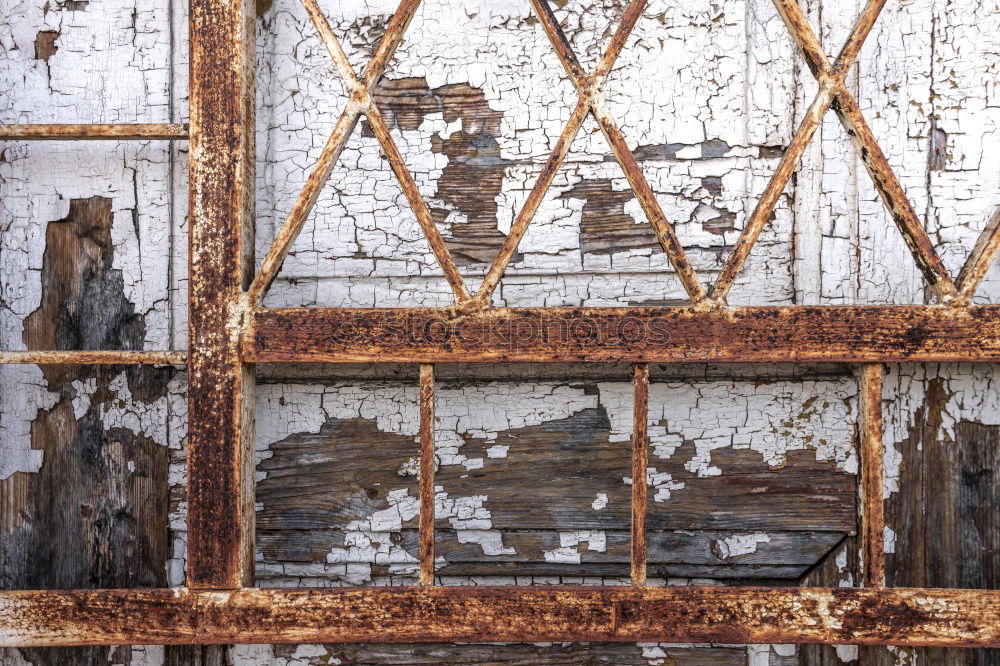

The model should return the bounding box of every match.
[3,586,1000,647]
[885,384,1000,665]
[248,305,1000,363]
[186,0,257,588]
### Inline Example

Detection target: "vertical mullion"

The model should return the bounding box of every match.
[419,364,436,586]
[186,0,257,588]
[859,363,886,588]
[632,362,649,586]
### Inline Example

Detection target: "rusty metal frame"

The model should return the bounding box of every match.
[2,0,1000,650]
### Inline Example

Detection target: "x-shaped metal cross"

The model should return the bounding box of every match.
[248,0,1000,310]
[248,0,471,305]
[471,0,706,308]
[710,0,960,305]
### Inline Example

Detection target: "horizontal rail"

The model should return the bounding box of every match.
[1,586,998,647]
[246,305,1000,364]
[0,350,187,365]
[0,124,189,140]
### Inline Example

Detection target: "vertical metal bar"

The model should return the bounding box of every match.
[419,363,436,586]
[859,363,886,588]
[632,362,649,586]
[186,0,257,588]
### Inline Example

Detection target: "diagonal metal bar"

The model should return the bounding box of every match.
[247,0,427,305]
[301,0,363,93]
[713,0,958,304]
[530,0,706,302]
[473,0,652,306]
[710,0,887,304]
[957,206,1000,300]
[366,105,471,301]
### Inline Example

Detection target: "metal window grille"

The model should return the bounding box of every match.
[2,0,1000,649]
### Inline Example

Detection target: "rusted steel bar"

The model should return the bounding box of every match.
[527,0,588,82]
[247,305,1000,364]
[589,104,706,302]
[859,363,886,588]
[473,98,590,306]
[247,0,464,304]
[0,350,186,365]
[0,123,188,140]
[365,106,470,303]
[527,0,705,302]
[186,0,257,588]
[712,0,889,304]
[764,0,958,304]
[361,0,421,89]
[300,0,363,93]
[631,363,649,586]
[3,586,1000,647]
[831,93,958,302]
[419,363,436,586]
[958,207,1000,300]
[246,104,364,305]
[475,2,649,307]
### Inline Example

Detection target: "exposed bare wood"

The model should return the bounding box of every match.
[473,97,591,306]
[247,305,1000,364]
[365,106,470,302]
[859,363,886,588]
[246,0,474,304]
[0,350,186,365]
[186,0,257,588]
[3,587,1000,647]
[631,362,649,586]
[522,0,705,302]
[0,123,188,140]
[418,363,436,586]
[473,1,650,307]
[957,206,1000,300]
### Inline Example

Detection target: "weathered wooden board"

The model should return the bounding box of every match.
[254,379,855,585]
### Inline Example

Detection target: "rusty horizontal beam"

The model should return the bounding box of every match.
[0,124,189,140]
[0,350,187,365]
[246,305,1000,364]
[2,586,999,647]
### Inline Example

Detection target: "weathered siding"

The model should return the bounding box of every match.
[2,0,999,663]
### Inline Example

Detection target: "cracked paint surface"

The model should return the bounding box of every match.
[2,0,1000,663]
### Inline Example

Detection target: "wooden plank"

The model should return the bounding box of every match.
[3,586,1000,647]
[419,363,435,586]
[258,529,845,580]
[631,363,648,586]
[0,350,186,365]
[254,406,856,536]
[247,305,1000,363]
[272,642,748,664]
[186,0,257,588]
[0,123,188,140]
[859,363,886,588]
